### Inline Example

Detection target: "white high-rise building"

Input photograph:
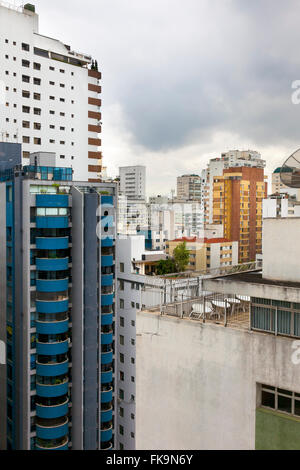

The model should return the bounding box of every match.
[0,2,102,181]
[119,165,146,200]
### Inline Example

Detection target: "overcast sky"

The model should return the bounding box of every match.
[33,0,300,195]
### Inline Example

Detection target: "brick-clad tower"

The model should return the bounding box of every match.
[213,166,267,263]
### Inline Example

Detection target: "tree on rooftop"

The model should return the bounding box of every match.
[173,241,190,272]
[155,258,177,275]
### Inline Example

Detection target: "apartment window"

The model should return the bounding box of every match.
[23,136,30,144]
[60,126,65,131]
[259,384,300,416]
[22,59,30,68]
[34,108,41,116]
[33,78,41,85]
[34,93,41,100]
[60,83,65,88]
[60,112,65,117]
[120,317,124,327]
[131,413,135,420]
[119,389,124,400]
[60,141,65,145]
[49,81,55,85]
[119,425,124,436]
[5,55,8,59]
[49,125,55,129]
[131,376,135,383]
[60,155,65,159]
[60,69,65,73]
[34,123,41,130]
[22,106,30,113]
[49,96,55,100]
[119,280,124,291]
[131,302,135,308]
[49,110,55,115]
[119,407,124,417]
[136,303,139,310]
[22,121,30,128]
[120,262,124,273]
[120,335,124,346]
[130,432,135,438]
[136,284,139,291]
[34,138,41,145]
[131,338,135,346]
[120,299,124,309]
[131,320,135,327]
[49,66,55,71]
[33,62,41,70]
[23,151,30,159]
[119,443,124,450]
[22,43,30,51]
[131,395,135,402]
[120,371,124,381]
[49,139,55,144]
[22,90,30,98]
[60,98,65,102]
[120,353,124,364]
[22,75,30,83]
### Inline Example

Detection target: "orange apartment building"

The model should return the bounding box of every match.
[213,167,267,263]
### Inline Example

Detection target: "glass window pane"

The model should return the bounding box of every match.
[261,390,275,409]
[278,388,292,396]
[295,400,300,416]
[36,208,45,216]
[277,395,292,414]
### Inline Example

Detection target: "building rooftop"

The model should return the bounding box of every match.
[212,271,300,289]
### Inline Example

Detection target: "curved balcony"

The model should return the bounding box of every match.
[101,369,113,384]
[36,339,69,356]
[101,215,114,228]
[101,331,113,345]
[36,437,69,450]
[36,278,69,293]
[36,419,68,440]
[36,360,69,377]
[36,194,69,208]
[36,319,69,335]
[101,294,114,307]
[101,426,113,442]
[101,274,114,286]
[101,255,114,267]
[36,379,69,398]
[36,257,69,272]
[101,407,113,423]
[102,442,113,450]
[36,237,69,250]
[36,299,69,314]
[101,387,113,403]
[36,217,69,229]
[101,350,113,365]
[101,237,114,248]
[36,399,69,419]
[101,313,113,326]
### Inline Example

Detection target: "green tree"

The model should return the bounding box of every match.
[173,241,190,272]
[155,258,177,275]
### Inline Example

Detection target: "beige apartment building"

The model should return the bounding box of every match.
[166,237,238,272]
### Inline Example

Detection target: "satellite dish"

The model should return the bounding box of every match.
[280,148,300,188]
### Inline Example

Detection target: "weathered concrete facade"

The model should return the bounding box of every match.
[136,312,300,449]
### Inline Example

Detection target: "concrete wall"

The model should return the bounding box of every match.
[136,312,300,450]
[263,218,300,283]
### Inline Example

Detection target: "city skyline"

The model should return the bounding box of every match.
[31,0,300,194]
